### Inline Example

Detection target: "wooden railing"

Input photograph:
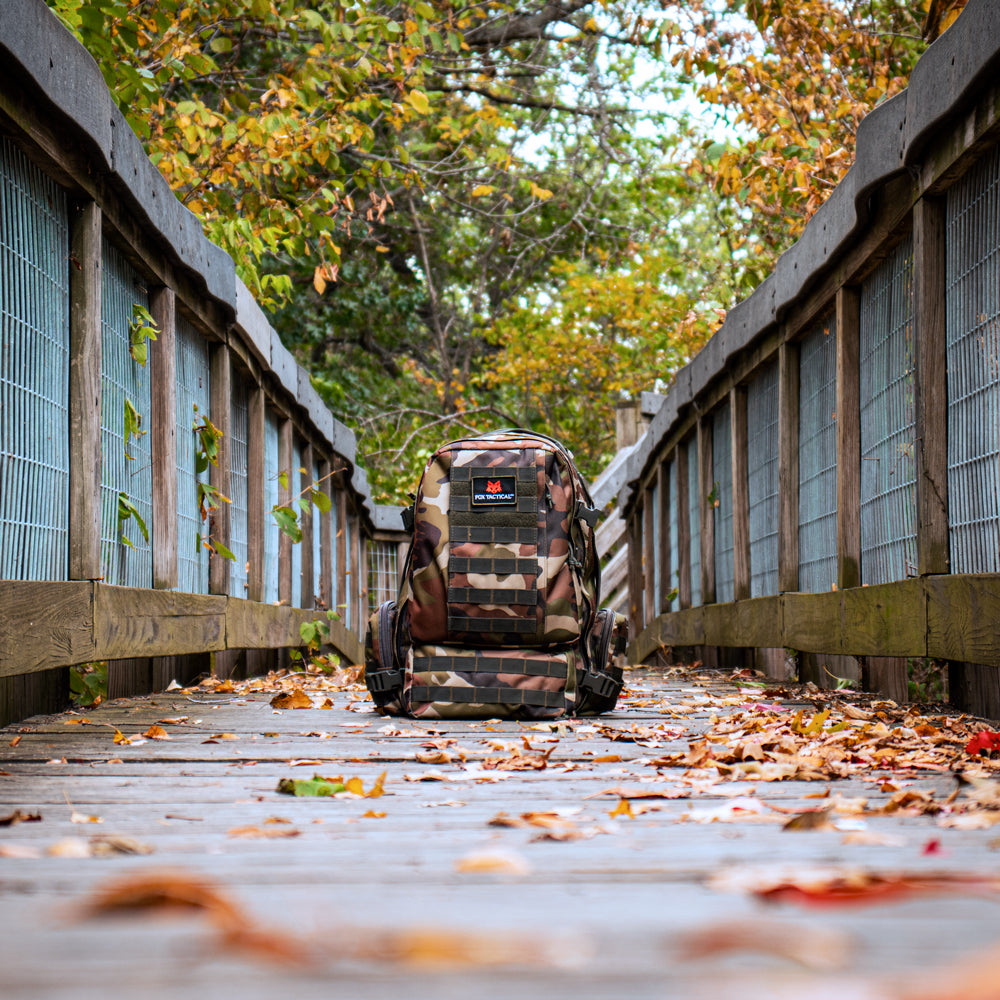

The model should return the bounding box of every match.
[618,0,1000,718]
[0,1,409,725]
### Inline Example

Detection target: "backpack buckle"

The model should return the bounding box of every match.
[580,670,619,701]
[367,668,403,695]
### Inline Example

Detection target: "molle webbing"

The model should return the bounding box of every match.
[447,587,536,606]
[447,615,537,635]
[409,685,564,709]
[450,557,538,577]
[446,455,541,642]
[414,654,568,678]
[451,525,538,545]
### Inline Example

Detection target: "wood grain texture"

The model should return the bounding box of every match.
[657,461,671,615]
[836,286,862,590]
[209,343,232,596]
[778,338,800,593]
[149,286,177,590]
[697,416,715,605]
[926,574,1000,666]
[675,442,691,610]
[336,484,348,619]
[94,584,226,660]
[68,200,102,581]
[0,581,95,677]
[730,386,750,602]
[643,484,656,626]
[913,195,950,576]
[278,418,293,606]
[627,512,644,636]
[300,443,315,610]
[782,590,846,654]
[318,457,333,611]
[246,385,266,604]
[840,578,926,659]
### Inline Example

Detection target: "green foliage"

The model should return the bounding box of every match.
[123,398,145,461]
[69,661,107,707]
[290,610,342,674]
[276,774,346,797]
[128,303,158,366]
[117,491,149,549]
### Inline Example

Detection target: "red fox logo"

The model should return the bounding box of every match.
[486,480,502,494]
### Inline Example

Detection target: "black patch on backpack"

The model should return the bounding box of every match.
[471,475,517,506]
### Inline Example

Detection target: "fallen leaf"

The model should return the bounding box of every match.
[112,729,131,746]
[270,688,313,710]
[70,810,103,825]
[46,838,92,857]
[8,735,21,747]
[143,725,171,740]
[676,917,852,969]
[609,798,635,819]
[228,825,301,839]
[157,717,188,725]
[276,775,345,797]
[89,835,153,856]
[319,698,334,709]
[966,731,1000,756]
[782,808,836,831]
[455,851,532,875]
[361,810,386,818]
[0,809,42,826]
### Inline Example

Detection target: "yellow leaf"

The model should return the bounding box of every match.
[345,776,365,796]
[609,798,634,819]
[143,725,170,740]
[471,184,495,197]
[405,89,430,114]
[113,729,131,746]
[313,267,327,295]
[361,810,386,819]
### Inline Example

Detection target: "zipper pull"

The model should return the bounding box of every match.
[545,487,554,509]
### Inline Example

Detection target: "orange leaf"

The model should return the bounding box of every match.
[143,725,171,740]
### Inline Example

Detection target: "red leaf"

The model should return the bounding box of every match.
[965,731,1000,755]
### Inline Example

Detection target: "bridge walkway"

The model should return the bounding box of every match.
[2,665,1000,999]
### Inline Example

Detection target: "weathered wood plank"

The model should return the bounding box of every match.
[782,590,845,654]
[840,577,926,659]
[656,461,671,615]
[209,343,232,596]
[0,581,96,676]
[246,384,266,604]
[675,442,691,610]
[730,385,750,602]
[642,483,656,626]
[778,338,799,593]
[318,458,333,611]
[68,200,102,582]
[697,416,715,604]
[300,443,315,610]
[913,195,950,576]
[94,584,226,660]
[836,286,861,590]
[278,418,293,606]
[926,574,1000,666]
[149,286,177,590]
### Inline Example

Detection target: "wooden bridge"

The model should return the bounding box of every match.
[5,2,1000,991]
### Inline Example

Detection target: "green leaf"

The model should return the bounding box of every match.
[311,489,332,514]
[272,505,302,543]
[299,621,318,645]
[276,774,346,797]
[214,540,236,561]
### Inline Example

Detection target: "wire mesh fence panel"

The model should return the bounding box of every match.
[667,457,679,610]
[100,239,152,587]
[0,137,70,580]
[712,402,734,603]
[650,478,660,611]
[228,371,249,598]
[328,482,339,615]
[859,236,916,585]
[312,455,323,605]
[946,144,1000,574]
[174,316,210,594]
[368,539,399,612]
[798,313,838,593]
[290,435,303,608]
[343,507,353,627]
[263,409,280,604]
[687,435,701,606]
[747,359,779,597]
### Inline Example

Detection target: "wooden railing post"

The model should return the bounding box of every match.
[627,509,644,634]
[676,443,692,609]
[318,457,333,611]
[914,195,950,576]
[778,338,800,593]
[643,482,656,624]
[698,415,716,604]
[731,385,751,601]
[657,459,672,614]
[246,386,266,603]
[68,200,102,581]
[300,442,315,609]
[836,286,861,590]
[209,343,231,596]
[278,417,293,605]
[336,484,348,620]
[149,286,177,590]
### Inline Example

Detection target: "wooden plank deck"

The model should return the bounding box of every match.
[3,664,1000,999]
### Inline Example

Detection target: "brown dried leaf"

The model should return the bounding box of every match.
[782,808,836,831]
[143,725,171,740]
[270,688,313,710]
[228,825,301,839]
[0,809,42,827]
[455,851,531,875]
[676,917,852,969]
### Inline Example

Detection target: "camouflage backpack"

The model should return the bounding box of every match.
[364,430,628,718]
